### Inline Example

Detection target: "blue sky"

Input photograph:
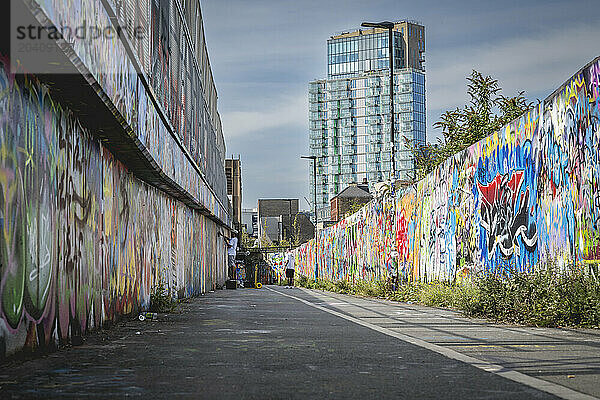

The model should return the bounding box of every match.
[201,0,600,209]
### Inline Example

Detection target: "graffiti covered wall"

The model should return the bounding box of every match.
[20,0,230,222]
[0,61,227,357]
[296,58,600,283]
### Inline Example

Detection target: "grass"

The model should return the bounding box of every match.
[295,266,600,328]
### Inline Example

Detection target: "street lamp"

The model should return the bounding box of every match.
[362,21,398,283]
[301,155,318,279]
[361,21,396,181]
[285,198,293,248]
[300,156,317,225]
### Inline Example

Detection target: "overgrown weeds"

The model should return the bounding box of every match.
[469,266,600,327]
[296,266,600,328]
[149,280,178,313]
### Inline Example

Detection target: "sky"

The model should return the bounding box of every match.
[201,0,600,210]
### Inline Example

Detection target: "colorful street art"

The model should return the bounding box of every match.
[296,58,600,283]
[30,0,229,224]
[267,252,287,283]
[0,60,227,357]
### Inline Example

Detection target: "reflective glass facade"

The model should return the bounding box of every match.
[308,22,426,221]
[327,32,403,77]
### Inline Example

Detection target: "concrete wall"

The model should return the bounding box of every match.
[296,57,600,282]
[0,61,227,357]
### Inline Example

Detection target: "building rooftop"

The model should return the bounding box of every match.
[330,20,424,40]
[334,185,372,200]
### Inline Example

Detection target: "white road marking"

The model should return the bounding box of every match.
[267,286,599,400]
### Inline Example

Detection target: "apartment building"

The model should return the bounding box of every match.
[308,21,426,220]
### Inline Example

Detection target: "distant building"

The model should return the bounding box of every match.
[241,208,258,237]
[308,20,426,220]
[293,212,316,244]
[225,157,242,231]
[257,199,314,245]
[260,216,281,244]
[330,183,372,222]
[258,199,298,243]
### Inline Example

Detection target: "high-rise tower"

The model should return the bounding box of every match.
[308,21,426,221]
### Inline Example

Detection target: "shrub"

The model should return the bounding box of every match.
[295,266,600,328]
[459,266,600,328]
[149,279,177,313]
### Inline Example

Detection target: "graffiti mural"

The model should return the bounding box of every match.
[296,57,600,283]
[0,60,227,357]
[477,170,537,261]
[26,0,229,225]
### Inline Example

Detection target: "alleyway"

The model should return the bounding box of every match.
[2,287,598,399]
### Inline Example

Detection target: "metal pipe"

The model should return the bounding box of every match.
[301,155,319,279]
[361,21,396,180]
[388,26,395,181]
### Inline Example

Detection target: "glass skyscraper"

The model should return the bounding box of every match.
[308,21,426,221]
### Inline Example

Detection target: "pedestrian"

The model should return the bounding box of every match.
[227,234,238,280]
[285,251,295,288]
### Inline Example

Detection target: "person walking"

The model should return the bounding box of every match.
[227,234,238,280]
[285,251,295,288]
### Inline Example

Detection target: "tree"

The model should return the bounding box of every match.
[240,229,257,249]
[259,233,274,248]
[292,213,302,247]
[344,199,368,218]
[406,70,533,179]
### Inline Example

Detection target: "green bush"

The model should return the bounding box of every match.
[465,266,600,327]
[295,266,600,328]
[149,280,177,313]
[334,280,351,294]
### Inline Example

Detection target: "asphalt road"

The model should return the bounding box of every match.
[1,286,598,399]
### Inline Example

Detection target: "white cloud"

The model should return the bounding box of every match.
[427,23,600,113]
[221,94,308,139]
[201,0,600,205]
[425,22,600,141]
